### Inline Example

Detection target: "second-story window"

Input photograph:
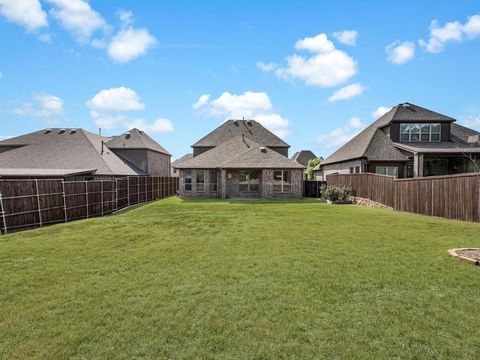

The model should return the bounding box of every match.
[400,123,441,142]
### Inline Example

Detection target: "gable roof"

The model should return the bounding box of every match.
[191,119,289,148]
[171,153,193,167]
[321,103,457,166]
[0,128,141,176]
[177,136,304,169]
[105,128,171,155]
[291,150,317,166]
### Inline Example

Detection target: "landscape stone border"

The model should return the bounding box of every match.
[448,248,480,266]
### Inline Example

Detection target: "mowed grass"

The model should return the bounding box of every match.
[1,198,480,359]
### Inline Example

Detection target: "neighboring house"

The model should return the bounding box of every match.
[176,119,305,199]
[291,150,318,166]
[171,153,193,177]
[312,158,325,181]
[291,150,318,180]
[317,102,480,180]
[0,128,171,179]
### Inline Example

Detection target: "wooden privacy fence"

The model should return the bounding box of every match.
[0,176,179,234]
[327,173,480,222]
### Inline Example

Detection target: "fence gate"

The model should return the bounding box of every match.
[304,181,326,198]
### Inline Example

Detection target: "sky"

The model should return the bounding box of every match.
[0,0,479,160]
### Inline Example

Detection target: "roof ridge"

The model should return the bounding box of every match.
[219,141,261,167]
[81,129,118,173]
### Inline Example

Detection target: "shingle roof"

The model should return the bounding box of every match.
[0,168,96,177]
[171,153,193,167]
[0,128,141,176]
[105,128,171,155]
[321,103,458,166]
[191,120,289,148]
[291,150,317,166]
[177,136,304,169]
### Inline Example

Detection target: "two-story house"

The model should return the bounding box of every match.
[175,119,305,199]
[318,103,480,179]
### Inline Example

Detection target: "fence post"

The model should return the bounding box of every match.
[35,179,43,227]
[61,179,68,222]
[115,178,118,211]
[100,180,104,216]
[137,177,140,204]
[85,181,89,218]
[0,193,7,234]
[145,176,147,202]
[127,176,130,207]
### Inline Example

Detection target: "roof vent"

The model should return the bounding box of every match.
[402,103,411,108]
[233,120,239,125]
[260,146,267,152]
[44,129,52,134]
[246,119,252,126]
[125,132,131,139]
[58,129,66,134]
[70,129,77,134]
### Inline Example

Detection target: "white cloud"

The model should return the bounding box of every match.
[86,87,173,133]
[256,61,278,72]
[462,116,480,130]
[124,118,174,134]
[327,83,365,102]
[13,93,64,123]
[117,9,133,27]
[86,87,145,112]
[46,0,108,43]
[192,94,210,110]
[107,27,156,63]
[332,30,358,46]
[0,135,13,141]
[419,14,480,53]
[87,87,145,129]
[317,117,366,148]
[193,91,291,138]
[386,41,415,64]
[0,0,47,32]
[371,106,391,119]
[295,33,335,53]
[271,33,358,87]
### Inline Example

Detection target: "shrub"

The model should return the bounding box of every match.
[321,185,351,202]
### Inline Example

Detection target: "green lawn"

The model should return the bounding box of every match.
[1,198,480,359]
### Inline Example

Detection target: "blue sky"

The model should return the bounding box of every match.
[0,0,479,159]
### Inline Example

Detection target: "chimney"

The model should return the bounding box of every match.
[101,140,105,155]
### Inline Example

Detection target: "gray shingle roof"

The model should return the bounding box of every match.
[171,153,193,167]
[291,150,317,166]
[321,103,458,166]
[0,128,141,176]
[177,136,304,169]
[0,168,96,177]
[191,120,289,148]
[105,128,171,155]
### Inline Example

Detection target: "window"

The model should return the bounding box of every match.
[184,171,192,191]
[196,170,205,192]
[209,170,218,192]
[349,167,354,174]
[400,123,441,142]
[239,171,260,192]
[274,170,292,193]
[354,166,360,174]
[375,166,398,177]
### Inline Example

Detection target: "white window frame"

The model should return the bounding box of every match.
[273,170,292,193]
[400,123,441,142]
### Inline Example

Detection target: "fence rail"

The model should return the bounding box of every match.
[327,172,480,222]
[0,176,179,234]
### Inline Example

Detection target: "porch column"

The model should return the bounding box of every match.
[220,169,227,199]
[413,153,424,177]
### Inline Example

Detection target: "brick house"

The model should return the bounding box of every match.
[317,103,480,179]
[175,120,305,199]
[0,128,171,179]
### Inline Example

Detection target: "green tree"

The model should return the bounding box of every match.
[306,158,321,180]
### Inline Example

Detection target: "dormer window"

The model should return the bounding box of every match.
[400,123,441,142]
